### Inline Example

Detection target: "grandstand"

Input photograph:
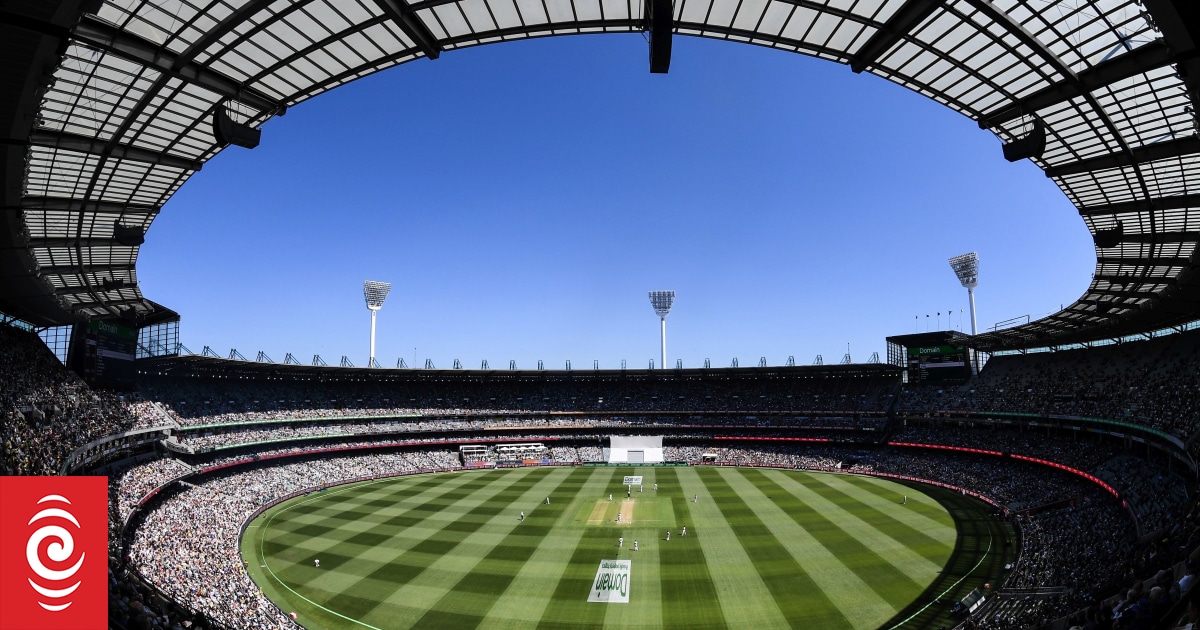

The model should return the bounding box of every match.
[3,0,1200,628]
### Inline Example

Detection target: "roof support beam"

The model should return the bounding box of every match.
[1077,296,1141,306]
[1085,286,1164,297]
[1097,255,1192,266]
[849,0,941,73]
[38,263,135,276]
[978,40,1175,129]
[68,297,146,310]
[72,16,284,114]
[28,129,202,171]
[1093,275,1178,286]
[172,0,280,73]
[1111,231,1200,245]
[28,237,132,248]
[1046,135,1200,178]
[373,0,442,60]
[55,285,132,297]
[17,197,159,215]
[1079,193,1200,217]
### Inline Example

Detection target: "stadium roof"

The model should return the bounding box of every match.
[1,0,1198,350]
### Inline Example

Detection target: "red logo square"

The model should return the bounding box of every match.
[0,476,108,630]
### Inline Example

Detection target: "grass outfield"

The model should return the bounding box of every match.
[242,466,1013,629]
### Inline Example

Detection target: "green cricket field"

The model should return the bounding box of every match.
[242,465,1012,629]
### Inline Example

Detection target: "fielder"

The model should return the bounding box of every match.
[633,540,638,551]
[682,526,686,536]
[619,537,624,549]
[314,559,320,568]
[520,511,525,521]
[666,530,671,541]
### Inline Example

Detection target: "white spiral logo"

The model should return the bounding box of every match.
[26,494,85,612]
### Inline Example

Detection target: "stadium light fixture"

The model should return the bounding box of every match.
[948,253,979,335]
[363,280,392,367]
[948,252,981,374]
[648,290,675,370]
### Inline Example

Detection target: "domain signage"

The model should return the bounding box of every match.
[587,559,631,603]
[69,320,137,389]
[906,344,971,383]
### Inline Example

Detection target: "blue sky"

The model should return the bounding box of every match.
[138,33,1094,369]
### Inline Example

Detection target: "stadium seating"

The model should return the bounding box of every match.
[4,322,1199,629]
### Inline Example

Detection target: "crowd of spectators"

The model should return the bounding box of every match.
[112,457,195,522]
[110,557,215,630]
[897,330,1200,438]
[117,440,1156,630]
[1,325,142,475]
[5,320,1199,630]
[138,369,899,423]
[128,451,461,629]
[891,425,1189,534]
[891,425,1121,471]
[153,405,888,432]
[1095,455,1190,535]
[176,417,879,451]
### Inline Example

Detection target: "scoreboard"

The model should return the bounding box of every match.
[69,320,137,389]
[906,344,971,383]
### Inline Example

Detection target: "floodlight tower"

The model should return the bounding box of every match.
[363,280,392,367]
[648,290,675,370]
[948,253,979,335]
[949,252,980,374]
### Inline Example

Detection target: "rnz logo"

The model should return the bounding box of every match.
[27,494,86,611]
[1,476,107,630]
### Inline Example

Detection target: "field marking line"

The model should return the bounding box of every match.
[256,477,414,630]
[886,533,994,630]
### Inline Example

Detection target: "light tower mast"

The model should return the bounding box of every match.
[948,253,979,334]
[648,290,675,369]
[363,280,392,368]
[948,252,980,372]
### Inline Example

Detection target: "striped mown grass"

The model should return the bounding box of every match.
[242,465,1013,629]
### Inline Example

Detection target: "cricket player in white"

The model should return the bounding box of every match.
[619,537,623,549]
[314,559,320,568]
[682,526,686,536]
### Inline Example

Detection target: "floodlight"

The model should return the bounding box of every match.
[363,280,392,367]
[364,280,391,310]
[948,252,980,372]
[648,290,675,369]
[949,252,979,291]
